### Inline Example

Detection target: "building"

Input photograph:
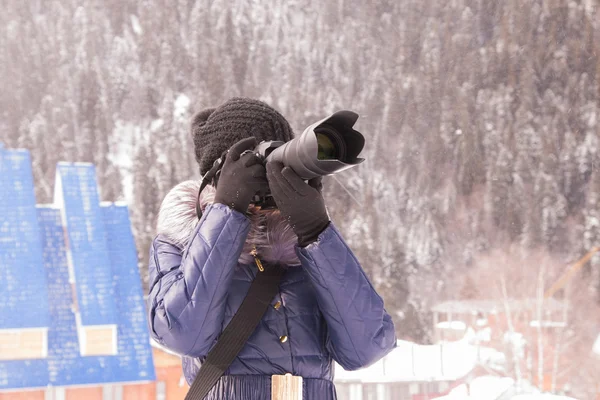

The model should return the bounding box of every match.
[0,145,156,399]
[431,299,579,394]
[333,337,500,400]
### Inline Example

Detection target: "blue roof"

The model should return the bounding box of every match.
[0,147,50,329]
[102,204,155,381]
[0,359,49,391]
[0,151,155,390]
[39,206,92,386]
[39,206,155,386]
[55,163,118,327]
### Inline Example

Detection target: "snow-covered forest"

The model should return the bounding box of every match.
[1,1,600,396]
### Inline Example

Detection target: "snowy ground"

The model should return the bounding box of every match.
[334,332,579,400]
[433,376,578,400]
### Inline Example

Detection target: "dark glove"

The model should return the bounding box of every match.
[266,162,330,247]
[214,137,269,213]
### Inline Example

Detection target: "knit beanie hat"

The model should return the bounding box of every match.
[191,97,295,176]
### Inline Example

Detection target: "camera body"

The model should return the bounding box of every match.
[208,110,365,208]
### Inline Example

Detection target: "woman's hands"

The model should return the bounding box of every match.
[214,138,330,245]
[266,162,329,247]
[214,137,269,213]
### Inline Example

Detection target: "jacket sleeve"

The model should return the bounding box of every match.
[296,223,397,371]
[146,203,250,357]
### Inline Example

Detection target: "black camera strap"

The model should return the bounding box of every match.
[184,263,285,400]
[195,153,226,219]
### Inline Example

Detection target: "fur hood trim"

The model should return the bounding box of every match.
[156,180,300,266]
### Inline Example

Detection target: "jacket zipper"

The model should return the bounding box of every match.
[250,245,264,272]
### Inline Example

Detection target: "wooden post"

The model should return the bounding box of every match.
[271,374,303,400]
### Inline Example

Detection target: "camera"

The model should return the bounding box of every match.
[206,110,365,208]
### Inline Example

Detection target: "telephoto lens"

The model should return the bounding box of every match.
[265,110,364,180]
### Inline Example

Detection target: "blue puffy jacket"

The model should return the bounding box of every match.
[147,201,396,399]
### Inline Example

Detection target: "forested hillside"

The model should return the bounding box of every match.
[2,0,600,344]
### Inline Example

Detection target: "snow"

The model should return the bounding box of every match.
[433,376,578,400]
[335,337,479,383]
[503,331,526,347]
[150,118,164,132]
[593,333,600,356]
[174,94,191,119]
[433,376,514,400]
[511,395,577,400]
[477,346,506,370]
[100,201,129,208]
[130,15,143,35]
[584,0,596,15]
[437,321,467,331]
[108,121,140,204]
[529,320,567,328]
[432,299,565,315]
[475,327,492,342]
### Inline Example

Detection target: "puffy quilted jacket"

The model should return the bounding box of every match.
[147,203,396,399]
